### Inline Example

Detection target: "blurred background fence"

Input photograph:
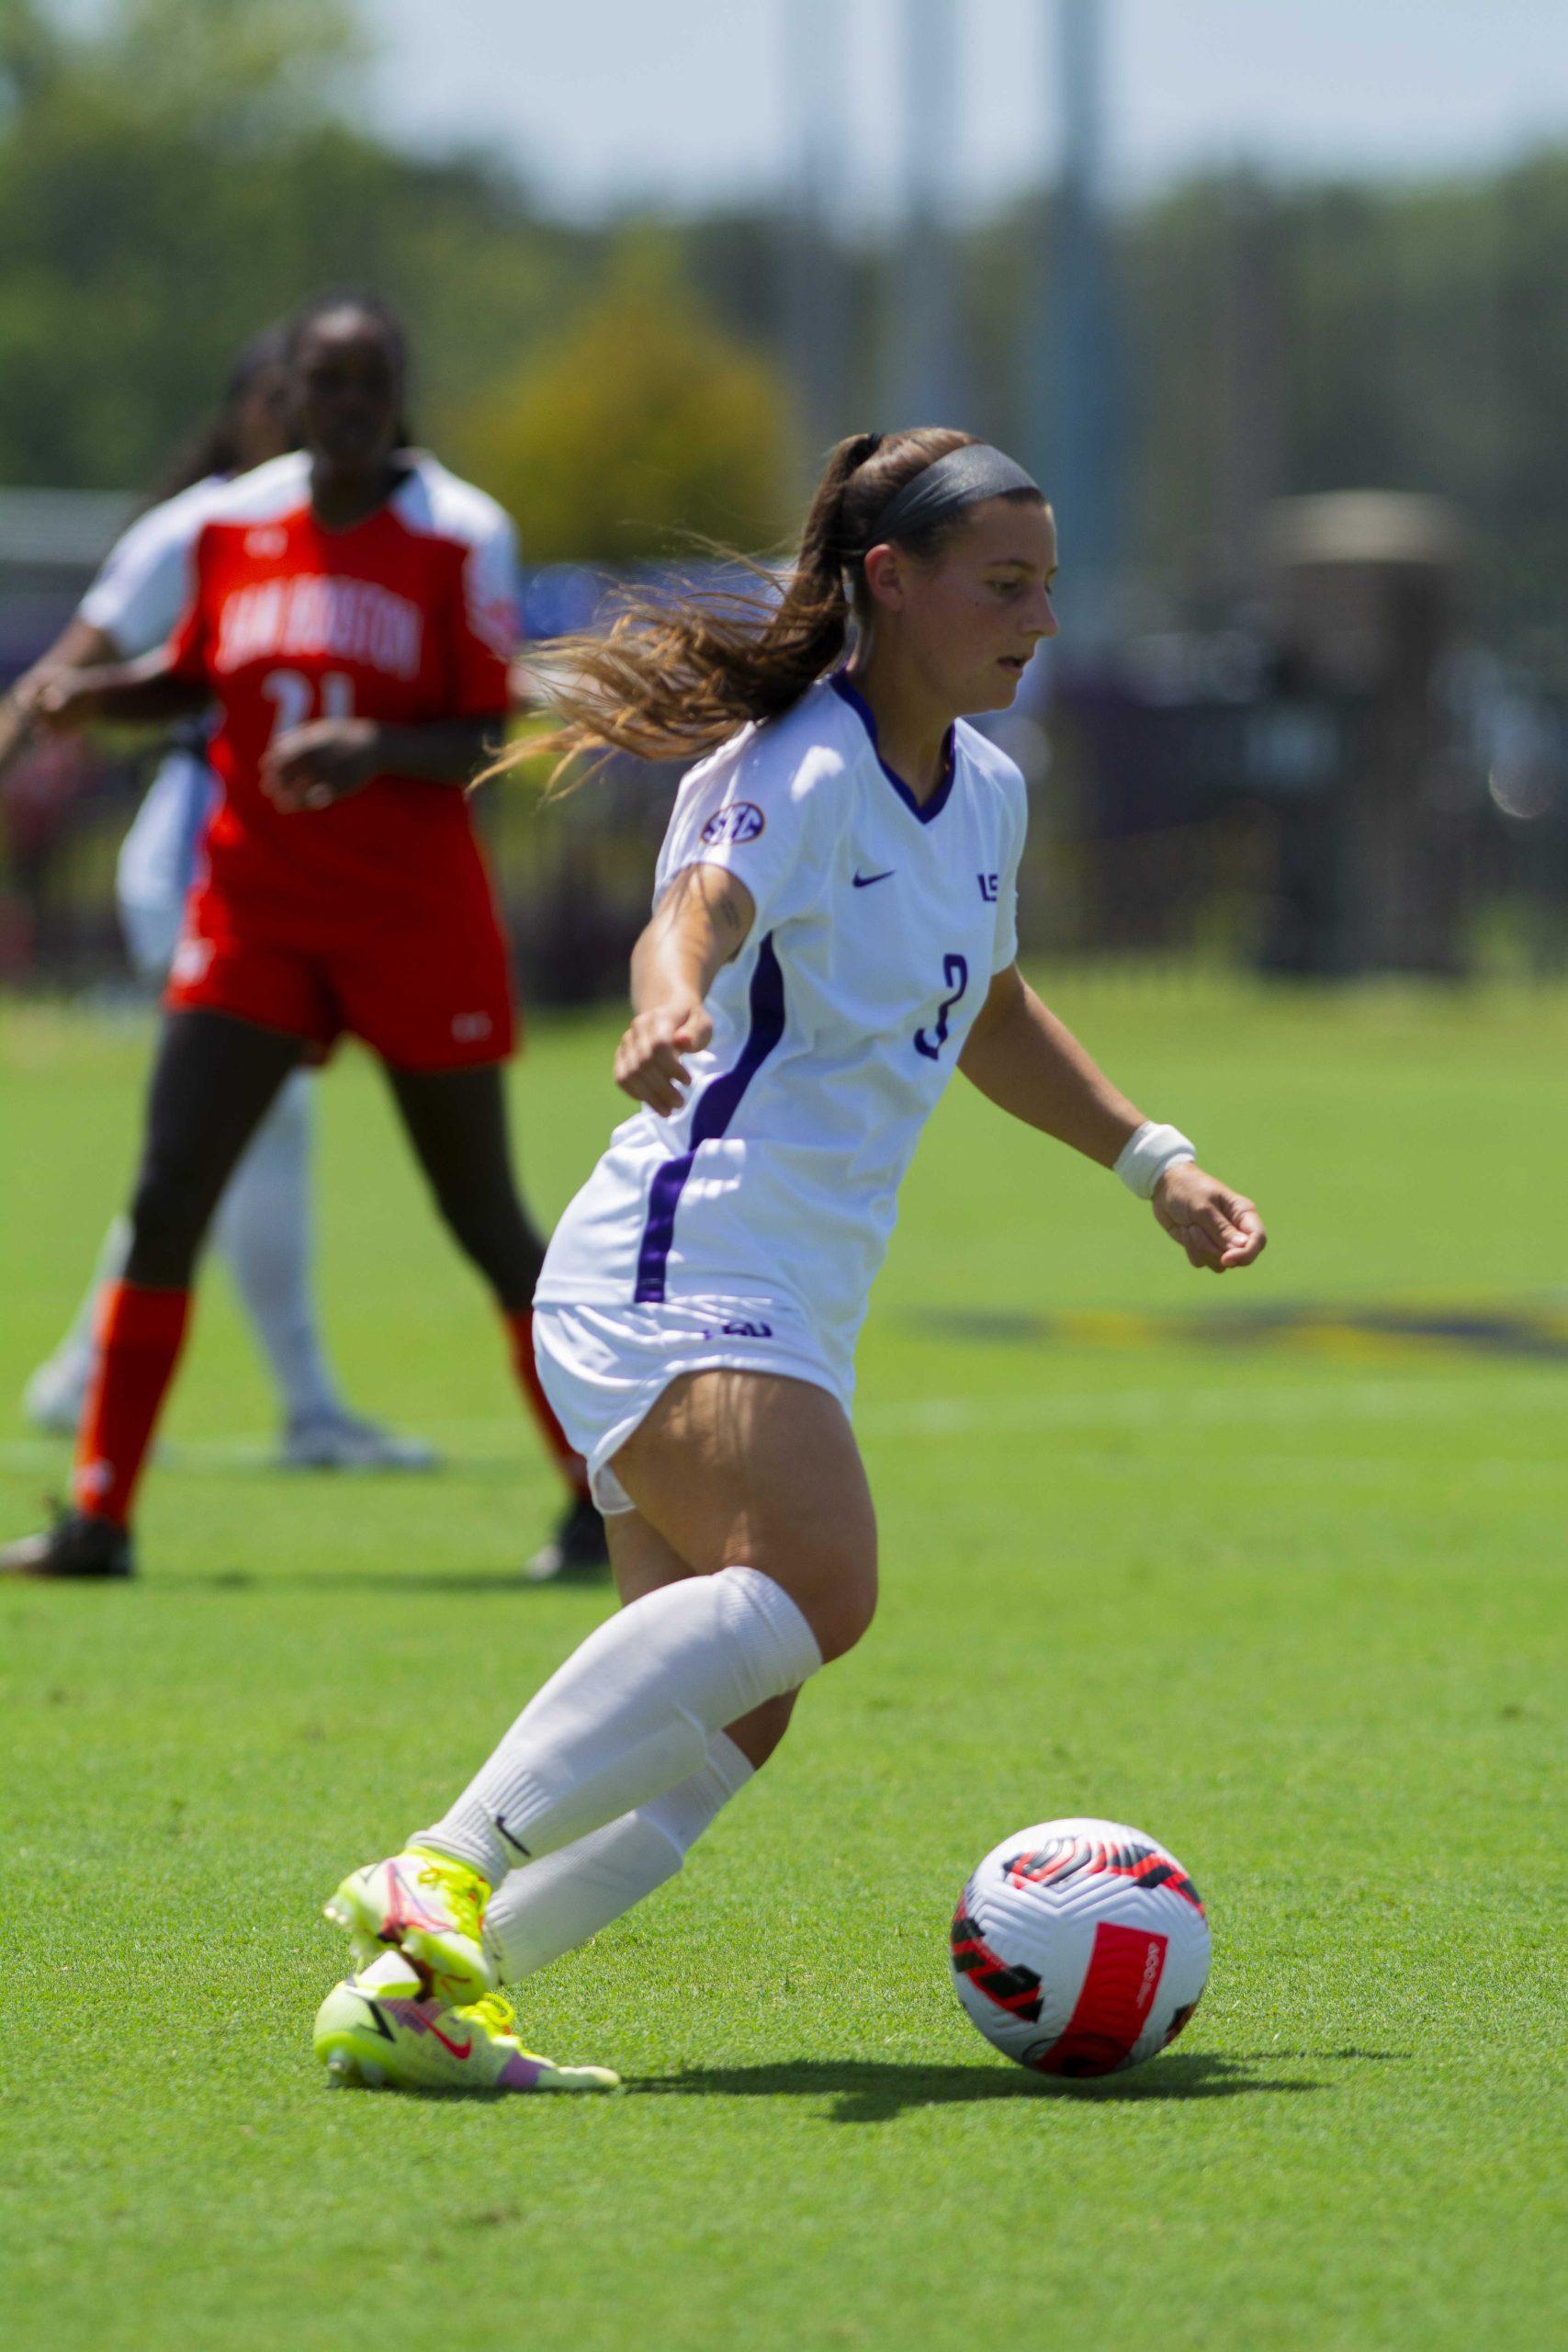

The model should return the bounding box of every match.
[4,0,1567,1000]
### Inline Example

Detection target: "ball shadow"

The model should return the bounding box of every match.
[630,2050,1328,2123]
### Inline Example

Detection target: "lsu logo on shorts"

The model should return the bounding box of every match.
[700,802,765,847]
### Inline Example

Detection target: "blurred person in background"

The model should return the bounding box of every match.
[0,292,604,1584]
[0,325,431,1472]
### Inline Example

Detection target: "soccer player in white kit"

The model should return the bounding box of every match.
[312,428,1267,2093]
[1,332,427,1470]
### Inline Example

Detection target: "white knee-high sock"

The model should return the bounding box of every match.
[482,1731,755,1984]
[210,1070,344,1427]
[416,1566,819,1884]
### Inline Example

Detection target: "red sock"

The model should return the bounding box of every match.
[502,1306,590,1502]
[73,1281,191,1527]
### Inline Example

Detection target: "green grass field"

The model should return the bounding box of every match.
[2,977,1564,2352]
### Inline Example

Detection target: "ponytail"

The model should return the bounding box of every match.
[491,424,982,789]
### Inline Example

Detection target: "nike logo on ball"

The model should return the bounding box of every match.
[852,869,896,888]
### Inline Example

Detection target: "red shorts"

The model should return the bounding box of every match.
[165,887,517,1071]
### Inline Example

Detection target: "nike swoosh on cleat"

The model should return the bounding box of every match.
[425,2018,473,2060]
[353,1996,397,2044]
[852,869,896,888]
[384,1865,447,1935]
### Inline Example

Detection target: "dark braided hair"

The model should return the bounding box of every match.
[146,322,292,505]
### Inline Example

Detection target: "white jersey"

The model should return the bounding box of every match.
[536,673,1027,1385]
[79,472,234,656]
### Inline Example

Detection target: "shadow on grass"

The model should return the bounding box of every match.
[630,2050,1338,2122]
[155,1448,528,1485]
[1226,2047,1410,2064]
[159,1568,573,1595]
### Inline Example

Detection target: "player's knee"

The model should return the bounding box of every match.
[724,1688,797,1770]
[805,1553,878,1665]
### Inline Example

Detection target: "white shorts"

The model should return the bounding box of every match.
[533,1298,852,1516]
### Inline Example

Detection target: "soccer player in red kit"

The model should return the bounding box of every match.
[1,293,603,1583]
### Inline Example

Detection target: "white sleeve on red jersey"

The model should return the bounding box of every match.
[84,454,311,669]
[396,456,521,716]
[462,508,523,667]
[76,473,228,658]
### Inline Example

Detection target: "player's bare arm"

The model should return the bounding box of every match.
[615,862,755,1116]
[33,650,210,733]
[0,619,121,776]
[259,714,494,812]
[959,962,1266,1274]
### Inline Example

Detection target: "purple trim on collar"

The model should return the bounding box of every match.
[829,672,957,826]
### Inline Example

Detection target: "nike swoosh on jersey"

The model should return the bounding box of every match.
[852,869,896,888]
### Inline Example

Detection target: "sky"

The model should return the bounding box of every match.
[363,0,1568,225]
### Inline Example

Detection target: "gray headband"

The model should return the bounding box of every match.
[862,444,1041,550]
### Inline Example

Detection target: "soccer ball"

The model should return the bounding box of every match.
[950,1816,1211,2080]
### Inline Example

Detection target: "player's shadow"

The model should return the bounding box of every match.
[165,1567,552,1594]
[630,2050,1336,2122]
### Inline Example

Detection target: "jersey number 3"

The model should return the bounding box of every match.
[914,953,969,1060]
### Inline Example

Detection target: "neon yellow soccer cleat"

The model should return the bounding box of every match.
[323,1847,496,2007]
[313,1953,620,2094]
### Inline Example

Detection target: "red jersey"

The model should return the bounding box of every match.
[165,450,519,944]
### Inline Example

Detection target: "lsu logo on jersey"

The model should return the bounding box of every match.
[700,802,765,847]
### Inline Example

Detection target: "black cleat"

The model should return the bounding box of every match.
[522,1493,609,1584]
[0,1504,134,1580]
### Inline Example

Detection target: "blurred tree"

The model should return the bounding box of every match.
[0,0,592,492]
[453,238,794,561]
[0,0,65,106]
[992,157,1568,645]
[5,1,1568,650]
[99,0,364,134]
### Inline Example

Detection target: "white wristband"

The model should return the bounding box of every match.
[1114,1121,1196,1201]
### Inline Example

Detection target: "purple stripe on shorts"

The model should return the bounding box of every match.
[633,933,785,1304]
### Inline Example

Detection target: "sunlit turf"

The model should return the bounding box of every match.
[2,976,1564,2352]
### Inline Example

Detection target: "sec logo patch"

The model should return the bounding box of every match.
[700,801,765,846]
